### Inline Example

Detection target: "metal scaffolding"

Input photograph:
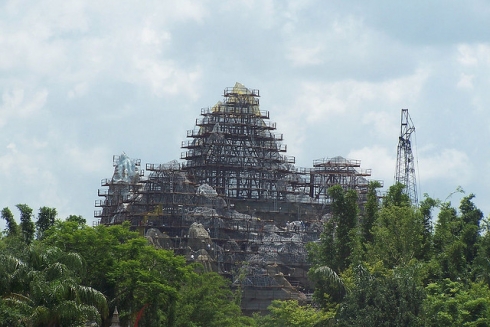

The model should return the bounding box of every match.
[94,83,380,313]
[181,83,296,201]
[395,109,418,206]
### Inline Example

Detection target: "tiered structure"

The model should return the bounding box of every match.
[95,154,144,224]
[95,83,379,314]
[395,109,418,205]
[310,157,372,202]
[182,85,296,201]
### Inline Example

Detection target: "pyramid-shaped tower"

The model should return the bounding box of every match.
[181,83,296,201]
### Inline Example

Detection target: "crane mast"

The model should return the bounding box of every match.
[395,109,418,206]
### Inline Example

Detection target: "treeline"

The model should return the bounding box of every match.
[1,182,490,326]
[307,183,490,326]
[0,207,252,327]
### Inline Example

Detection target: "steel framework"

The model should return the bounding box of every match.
[181,83,296,201]
[395,109,418,205]
[94,83,380,314]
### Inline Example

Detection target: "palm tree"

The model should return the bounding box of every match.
[1,243,108,327]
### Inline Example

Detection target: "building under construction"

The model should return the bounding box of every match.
[95,83,378,314]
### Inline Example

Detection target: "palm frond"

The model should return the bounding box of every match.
[76,285,109,317]
[4,292,33,306]
[0,254,27,271]
[54,300,102,326]
[30,305,51,325]
[45,262,71,280]
[60,252,84,272]
[312,265,346,292]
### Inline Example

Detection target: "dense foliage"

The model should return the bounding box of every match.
[0,206,253,327]
[1,183,489,326]
[308,183,490,326]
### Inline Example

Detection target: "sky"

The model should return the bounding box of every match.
[1,0,490,229]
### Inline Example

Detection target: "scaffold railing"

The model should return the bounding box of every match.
[201,107,267,118]
[223,87,259,97]
[313,157,361,167]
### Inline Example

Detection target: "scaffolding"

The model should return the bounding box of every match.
[181,83,297,202]
[395,109,418,205]
[94,83,380,313]
[309,156,372,202]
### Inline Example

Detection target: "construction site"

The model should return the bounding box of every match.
[95,83,379,314]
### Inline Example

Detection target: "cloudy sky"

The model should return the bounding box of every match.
[1,0,490,228]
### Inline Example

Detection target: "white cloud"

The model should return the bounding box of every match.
[457,43,490,67]
[285,15,363,66]
[457,73,474,89]
[362,111,399,140]
[347,145,395,185]
[6,142,16,152]
[0,141,43,179]
[0,28,67,74]
[132,58,202,98]
[65,144,110,174]
[347,145,473,196]
[454,43,490,112]
[287,45,324,66]
[0,138,72,223]
[1,0,490,224]
[0,0,208,101]
[0,88,48,126]
[293,69,429,124]
[418,147,473,185]
[68,82,88,99]
[141,27,171,47]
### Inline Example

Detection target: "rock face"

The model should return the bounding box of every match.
[96,84,376,314]
[145,228,172,249]
[188,223,211,242]
[140,205,319,315]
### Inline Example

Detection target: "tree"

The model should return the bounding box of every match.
[327,186,359,272]
[473,219,490,285]
[423,279,490,326]
[16,204,35,244]
[256,300,332,327]
[432,195,484,281]
[43,220,136,299]
[36,206,57,240]
[43,221,193,327]
[175,269,255,327]
[418,195,438,261]
[361,181,382,245]
[367,183,429,268]
[336,264,424,327]
[459,194,483,266]
[109,237,190,326]
[0,243,108,326]
[383,182,410,208]
[369,204,425,268]
[1,207,18,237]
[432,204,467,280]
[65,214,86,225]
[307,186,359,306]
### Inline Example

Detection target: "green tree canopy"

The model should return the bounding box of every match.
[336,264,424,327]
[175,268,255,327]
[0,241,108,327]
[256,300,332,327]
[16,204,35,244]
[1,207,18,237]
[43,220,193,327]
[35,206,57,240]
[423,279,490,326]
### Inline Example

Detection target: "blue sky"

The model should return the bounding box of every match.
[1,0,489,227]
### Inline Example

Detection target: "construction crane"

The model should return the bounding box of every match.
[395,109,418,206]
